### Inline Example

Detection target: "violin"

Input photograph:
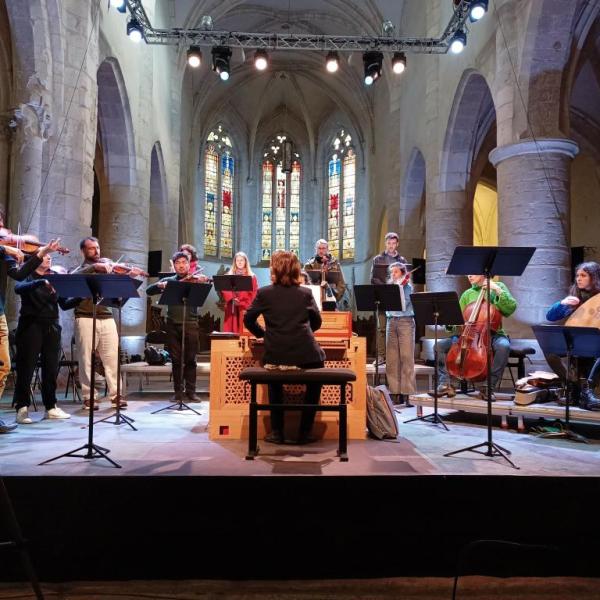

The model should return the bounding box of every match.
[445,286,502,382]
[94,257,148,277]
[0,228,70,255]
[399,265,421,286]
[181,268,211,283]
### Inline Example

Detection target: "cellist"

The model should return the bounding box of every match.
[436,274,517,398]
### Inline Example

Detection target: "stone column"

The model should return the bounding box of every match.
[490,138,579,337]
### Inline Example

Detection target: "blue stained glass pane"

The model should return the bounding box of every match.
[328,158,340,177]
[206,192,215,203]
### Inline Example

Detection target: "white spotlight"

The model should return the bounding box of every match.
[392,52,406,74]
[326,52,339,73]
[254,49,268,71]
[449,30,466,54]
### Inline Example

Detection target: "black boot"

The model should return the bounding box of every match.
[579,382,600,411]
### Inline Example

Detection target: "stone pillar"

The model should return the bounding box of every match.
[490,138,579,337]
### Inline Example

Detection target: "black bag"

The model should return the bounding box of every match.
[144,345,169,366]
[366,385,399,440]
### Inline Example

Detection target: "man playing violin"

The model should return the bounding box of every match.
[146,251,209,402]
[13,254,80,424]
[0,211,61,432]
[71,237,145,410]
[436,274,517,398]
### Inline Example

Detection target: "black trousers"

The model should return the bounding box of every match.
[268,360,325,434]
[545,353,600,387]
[13,319,61,411]
[166,319,199,393]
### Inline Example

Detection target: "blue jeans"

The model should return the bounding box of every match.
[436,334,511,389]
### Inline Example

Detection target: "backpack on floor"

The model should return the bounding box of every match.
[366,385,399,440]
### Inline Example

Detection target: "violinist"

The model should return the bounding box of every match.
[146,251,209,402]
[371,232,401,366]
[436,275,517,398]
[0,215,61,433]
[179,244,198,273]
[304,239,346,307]
[221,251,258,333]
[545,262,600,411]
[71,237,142,410]
[385,260,416,405]
[13,254,80,424]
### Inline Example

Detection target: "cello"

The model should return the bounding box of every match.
[446,284,502,382]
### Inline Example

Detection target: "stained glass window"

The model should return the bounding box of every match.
[203,125,234,258]
[260,134,301,260]
[327,130,355,260]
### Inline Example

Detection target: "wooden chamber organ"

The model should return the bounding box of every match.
[209,311,366,440]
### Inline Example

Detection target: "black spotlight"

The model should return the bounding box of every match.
[363,51,383,86]
[212,46,232,81]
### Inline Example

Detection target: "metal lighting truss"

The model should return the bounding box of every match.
[125,0,475,54]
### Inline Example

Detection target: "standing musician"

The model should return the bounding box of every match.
[72,237,145,410]
[545,261,600,411]
[385,260,416,405]
[146,251,209,402]
[244,251,325,445]
[371,232,401,366]
[179,244,199,273]
[0,214,61,433]
[436,274,517,398]
[304,239,346,307]
[13,254,80,424]
[221,251,258,333]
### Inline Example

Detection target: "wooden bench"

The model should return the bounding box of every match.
[121,361,211,393]
[239,367,356,462]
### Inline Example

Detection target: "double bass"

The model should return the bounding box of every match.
[446,285,502,382]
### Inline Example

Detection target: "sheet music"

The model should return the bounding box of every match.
[302,284,322,311]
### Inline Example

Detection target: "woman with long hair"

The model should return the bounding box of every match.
[545,261,600,410]
[244,251,325,444]
[222,251,258,333]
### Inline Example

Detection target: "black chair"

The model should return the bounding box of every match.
[507,341,536,385]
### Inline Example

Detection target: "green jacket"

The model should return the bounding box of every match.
[454,281,517,337]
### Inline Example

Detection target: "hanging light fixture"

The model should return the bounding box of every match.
[212,46,232,80]
[254,49,269,71]
[363,51,383,85]
[187,46,202,68]
[127,18,144,43]
[392,52,406,74]
[469,0,489,21]
[449,29,467,54]
[326,51,339,73]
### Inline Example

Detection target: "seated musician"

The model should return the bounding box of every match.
[146,251,209,403]
[385,260,416,405]
[436,274,517,398]
[221,251,258,333]
[304,239,346,308]
[244,251,325,445]
[545,261,600,411]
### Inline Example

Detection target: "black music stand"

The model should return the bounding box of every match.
[306,269,343,310]
[443,246,535,470]
[212,274,253,332]
[354,284,404,386]
[151,281,211,415]
[40,274,121,468]
[95,276,143,431]
[532,324,600,443]
[404,292,464,430]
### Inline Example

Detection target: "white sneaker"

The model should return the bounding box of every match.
[45,406,71,420]
[16,407,33,424]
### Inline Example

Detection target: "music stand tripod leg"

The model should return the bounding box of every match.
[40,295,121,468]
[96,301,136,430]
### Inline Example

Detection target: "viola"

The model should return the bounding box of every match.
[445,286,502,382]
[0,228,70,255]
[94,257,148,277]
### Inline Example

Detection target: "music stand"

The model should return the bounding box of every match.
[354,284,404,386]
[443,245,535,470]
[95,276,143,431]
[212,275,253,332]
[40,274,121,468]
[532,324,600,443]
[404,292,464,430]
[151,281,211,415]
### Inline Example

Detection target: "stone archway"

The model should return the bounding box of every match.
[429,71,496,292]
[149,142,173,270]
[96,58,148,336]
[400,148,426,264]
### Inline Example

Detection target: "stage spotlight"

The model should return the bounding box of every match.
[392,52,406,74]
[449,29,467,54]
[326,51,339,73]
[187,46,202,68]
[254,49,269,71]
[469,0,488,21]
[127,18,143,43]
[212,46,232,80]
[363,51,383,86]
[110,0,127,13]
